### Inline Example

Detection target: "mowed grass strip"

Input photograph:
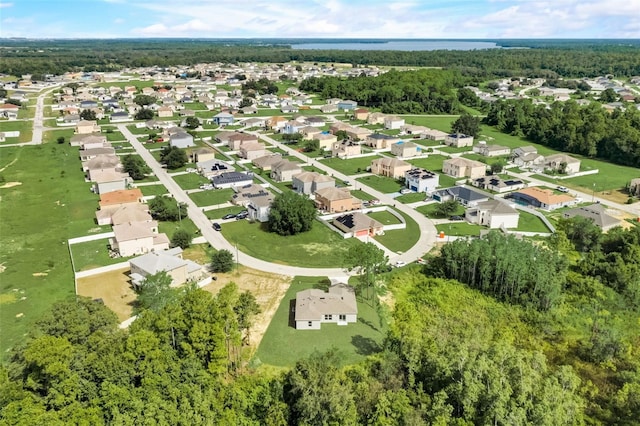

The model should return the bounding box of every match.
[356,175,403,193]
[254,277,386,367]
[172,172,211,190]
[221,220,361,268]
[372,209,420,253]
[320,155,381,176]
[188,188,234,207]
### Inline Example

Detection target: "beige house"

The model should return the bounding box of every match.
[423,128,448,141]
[346,126,372,140]
[292,171,335,195]
[70,133,108,148]
[444,133,474,148]
[83,154,121,173]
[370,157,412,179]
[314,187,362,213]
[270,159,303,182]
[316,133,338,150]
[353,108,369,120]
[75,120,101,135]
[228,133,258,150]
[90,170,131,194]
[300,126,323,139]
[95,203,151,226]
[191,147,217,163]
[333,212,384,238]
[473,142,511,157]
[79,146,115,161]
[295,284,357,330]
[367,112,386,125]
[390,141,418,158]
[465,199,520,229]
[442,157,486,179]
[253,154,284,171]
[331,140,361,158]
[543,154,581,175]
[364,133,398,150]
[110,221,169,257]
[157,106,173,118]
[129,247,205,288]
[384,116,405,130]
[238,142,266,160]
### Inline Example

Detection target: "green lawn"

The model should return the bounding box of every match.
[561,158,640,192]
[42,128,75,145]
[221,220,361,267]
[254,277,387,367]
[407,154,448,171]
[367,210,402,225]
[417,202,465,218]
[137,183,168,197]
[0,144,115,357]
[70,239,131,272]
[0,119,33,143]
[188,188,235,207]
[395,192,426,204]
[105,131,125,142]
[436,222,482,237]
[320,155,380,176]
[172,173,211,190]
[158,218,200,239]
[350,189,377,201]
[515,211,552,233]
[438,146,473,154]
[404,116,457,131]
[204,206,246,220]
[356,175,403,193]
[373,209,421,253]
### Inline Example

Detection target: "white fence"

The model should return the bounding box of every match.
[68,232,114,245]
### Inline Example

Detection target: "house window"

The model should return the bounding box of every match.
[324,314,332,320]
[339,314,346,321]
[308,321,313,327]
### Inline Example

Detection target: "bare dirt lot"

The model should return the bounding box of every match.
[76,267,136,322]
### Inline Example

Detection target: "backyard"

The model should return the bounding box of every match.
[188,188,235,207]
[319,155,381,176]
[254,276,387,367]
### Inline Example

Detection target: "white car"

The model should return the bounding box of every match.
[400,189,412,194]
[556,186,569,193]
[394,260,406,268]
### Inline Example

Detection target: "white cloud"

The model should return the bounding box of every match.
[114,18,125,24]
[0,2,14,8]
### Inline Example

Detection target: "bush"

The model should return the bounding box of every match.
[210,249,234,273]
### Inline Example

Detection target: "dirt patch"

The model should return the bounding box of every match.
[0,158,17,173]
[0,263,5,273]
[0,293,17,304]
[202,266,292,353]
[76,267,136,322]
[0,182,22,189]
[32,272,48,277]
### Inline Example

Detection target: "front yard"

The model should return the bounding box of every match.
[320,155,381,176]
[356,175,403,193]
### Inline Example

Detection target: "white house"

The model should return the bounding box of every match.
[294,284,358,330]
[405,168,440,193]
[444,133,474,148]
[129,247,205,288]
[383,115,405,130]
[465,199,520,229]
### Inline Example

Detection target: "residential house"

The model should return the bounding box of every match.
[238,142,266,160]
[472,176,526,193]
[89,170,131,194]
[110,111,130,122]
[563,203,621,231]
[299,126,323,139]
[346,126,372,140]
[227,132,258,150]
[240,106,258,115]
[314,187,362,213]
[157,106,173,118]
[252,154,285,171]
[83,154,121,172]
[99,188,144,209]
[391,141,419,158]
[331,140,361,158]
[211,112,235,126]
[320,104,338,113]
[304,116,325,127]
[367,112,386,125]
[364,133,398,150]
[370,157,412,179]
[79,146,115,161]
[95,203,151,226]
[473,142,511,157]
[80,100,98,109]
[295,284,357,330]
[511,146,545,168]
[337,100,358,111]
[353,108,369,121]
[268,116,288,130]
[405,168,440,193]
[75,120,100,134]
[169,129,195,148]
[211,171,254,189]
[384,116,405,130]
[543,154,581,175]
[282,120,304,135]
[129,247,204,288]
[432,186,490,207]
[191,147,217,163]
[280,104,298,114]
[333,212,384,238]
[214,131,236,145]
[444,133,474,148]
[0,103,20,119]
[292,171,335,195]
[400,124,429,136]
[231,184,274,222]
[70,133,107,147]
[270,159,303,183]
[197,159,232,178]
[110,221,169,257]
[509,187,575,211]
[423,128,449,141]
[465,199,520,229]
[329,122,351,135]
[630,178,640,197]
[442,157,486,179]
[316,133,338,151]
[242,117,267,128]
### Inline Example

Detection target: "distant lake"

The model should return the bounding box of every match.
[290,40,501,51]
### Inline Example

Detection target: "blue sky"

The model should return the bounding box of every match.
[1,0,639,39]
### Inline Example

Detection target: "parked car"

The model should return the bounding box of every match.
[212,222,221,231]
[222,213,237,220]
[400,188,412,194]
[449,215,464,221]
[235,210,249,220]
[370,199,381,205]
[394,260,406,268]
[556,186,569,193]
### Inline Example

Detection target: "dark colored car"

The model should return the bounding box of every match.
[222,213,237,220]
[212,222,222,231]
[449,215,464,221]
[235,211,249,220]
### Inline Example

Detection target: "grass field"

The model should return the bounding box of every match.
[0,143,109,358]
[221,220,361,267]
[416,202,466,218]
[319,155,381,176]
[0,120,33,143]
[372,209,420,253]
[436,222,482,237]
[356,175,403,193]
[254,277,387,367]
[350,189,377,201]
[367,210,402,225]
[137,183,168,197]
[172,173,211,190]
[204,206,246,220]
[188,188,234,207]
[70,239,131,272]
[515,211,552,233]
[395,192,426,204]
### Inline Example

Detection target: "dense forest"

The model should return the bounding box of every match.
[1,39,639,78]
[300,69,464,114]
[2,227,639,425]
[484,99,640,167]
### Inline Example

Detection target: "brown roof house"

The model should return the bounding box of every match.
[75,120,101,135]
[370,157,412,179]
[191,147,217,163]
[95,203,151,226]
[228,132,258,150]
[109,221,170,257]
[294,283,357,330]
[83,154,122,173]
[292,172,335,195]
[465,199,520,229]
[333,212,384,238]
[316,133,338,151]
[331,140,361,158]
[353,108,369,121]
[442,157,486,179]
[510,187,574,211]
[238,142,266,160]
[99,188,144,209]
[252,154,284,171]
[129,247,205,288]
[270,159,303,183]
[314,187,362,213]
[562,203,621,231]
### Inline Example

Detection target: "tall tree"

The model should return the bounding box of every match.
[136,271,177,312]
[122,154,151,180]
[451,113,481,138]
[345,242,388,302]
[268,192,317,236]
